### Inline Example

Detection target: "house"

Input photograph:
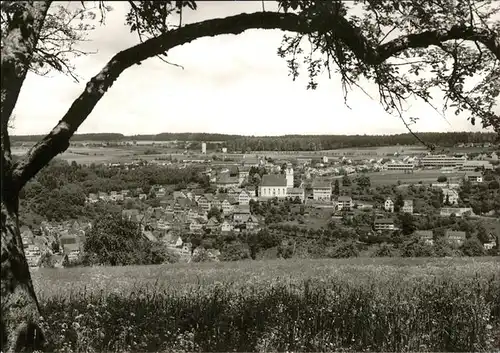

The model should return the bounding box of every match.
[374,218,395,231]
[413,230,434,245]
[206,217,220,231]
[337,196,353,211]
[233,205,251,224]
[465,172,483,183]
[121,189,130,197]
[211,196,222,210]
[221,197,238,214]
[87,193,99,203]
[197,195,212,211]
[244,187,256,198]
[216,173,240,189]
[173,191,187,200]
[98,192,109,201]
[484,233,498,250]
[226,187,242,198]
[25,244,42,267]
[312,180,332,201]
[245,215,259,230]
[384,198,394,212]
[20,226,35,249]
[122,209,143,223]
[238,166,251,185]
[296,157,312,166]
[154,187,167,198]
[221,220,233,232]
[189,218,206,232]
[440,207,473,217]
[287,188,305,203]
[59,230,79,248]
[259,174,288,199]
[142,230,158,242]
[187,207,206,221]
[66,244,81,261]
[442,188,459,205]
[174,198,194,213]
[238,190,251,205]
[445,230,466,246]
[402,199,413,214]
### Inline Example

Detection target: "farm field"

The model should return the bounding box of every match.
[34,257,500,352]
[11,146,184,165]
[364,169,466,185]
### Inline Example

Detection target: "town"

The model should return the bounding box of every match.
[19,141,500,268]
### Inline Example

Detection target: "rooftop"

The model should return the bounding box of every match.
[260,174,287,187]
[312,180,331,189]
[375,218,394,224]
[338,196,352,201]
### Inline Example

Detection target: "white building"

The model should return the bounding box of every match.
[287,188,305,202]
[385,163,415,172]
[465,172,483,183]
[384,198,394,212]
[337,196,353,211]
[402,199,413,214]
[420,154,466,167]
[440,207,473,217]
[462,160,493,171]
[238,190,251,205]
[312,180,332,201]
[259,174,287,199]
[442,188,459,205]
[374,218,395,231]
[201,142,207,154]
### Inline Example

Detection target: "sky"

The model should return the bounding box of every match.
[11,1,494,136]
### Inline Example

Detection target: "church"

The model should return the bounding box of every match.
[258,165,295,199]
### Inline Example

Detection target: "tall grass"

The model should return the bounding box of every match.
[34,257,500,352]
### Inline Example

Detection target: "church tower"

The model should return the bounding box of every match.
[285,165,294,188]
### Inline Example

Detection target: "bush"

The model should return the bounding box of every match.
[191,248,215,263]
[372,243,394,257]
[327,240,359,258]
[461,237,486,256]
[401,238,435,257]
[220,242,251,261]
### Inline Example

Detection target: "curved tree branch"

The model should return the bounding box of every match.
[11,10,500,191]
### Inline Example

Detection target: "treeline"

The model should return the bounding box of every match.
[10,132,498,150]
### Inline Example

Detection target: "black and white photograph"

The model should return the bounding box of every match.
[1,1,499,352]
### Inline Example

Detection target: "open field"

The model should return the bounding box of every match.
[365,170,465,185]
[10,144,437,165]
[11,146,186,165]
[31,257,500,297]
[34,257,500,352]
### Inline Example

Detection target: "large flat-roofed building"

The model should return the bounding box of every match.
[461,160,494,171]
[420,154,466,167]
[384,163,415,172]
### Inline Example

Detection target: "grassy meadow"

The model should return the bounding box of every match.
[33,257,500,352]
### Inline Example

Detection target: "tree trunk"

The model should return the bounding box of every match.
[1,172,44,352]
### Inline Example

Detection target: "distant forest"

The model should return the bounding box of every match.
[10,132,498,151]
